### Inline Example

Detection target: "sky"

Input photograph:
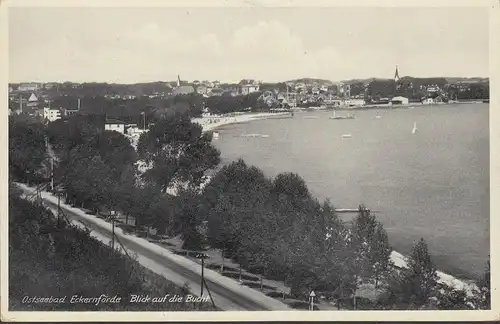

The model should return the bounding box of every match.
[8,6,490,84]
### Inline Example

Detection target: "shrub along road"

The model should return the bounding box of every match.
[16,183,290,312]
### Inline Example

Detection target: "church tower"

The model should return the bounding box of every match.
[177,74,181,87]
[394,65,400,83]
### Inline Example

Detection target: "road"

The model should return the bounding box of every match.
[17,184,290,311]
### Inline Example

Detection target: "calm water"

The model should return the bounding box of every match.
[213,104,490,279]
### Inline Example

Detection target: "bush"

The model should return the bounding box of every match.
[205,263,238,272]
[221,271,259,282]
[242,282,275,290]
[266,291,293,299]
[288,301,319,310]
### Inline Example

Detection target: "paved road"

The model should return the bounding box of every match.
[19,185,289,311]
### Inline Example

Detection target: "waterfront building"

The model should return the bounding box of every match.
[423,97,435,105]
[390,96,409,105]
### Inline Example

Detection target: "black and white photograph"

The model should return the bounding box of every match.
[1,0,498,321]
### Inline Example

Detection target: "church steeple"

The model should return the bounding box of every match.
[394,65,400,83]
[177,74,181,87]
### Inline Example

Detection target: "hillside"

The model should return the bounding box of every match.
[284,78,333,85]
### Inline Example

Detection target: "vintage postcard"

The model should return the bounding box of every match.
[1,0,498,322]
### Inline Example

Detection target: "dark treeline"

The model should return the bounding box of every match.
[48,91,272,121]
[9,113,491,310]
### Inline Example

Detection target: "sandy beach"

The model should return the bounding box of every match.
[192,112,291,133]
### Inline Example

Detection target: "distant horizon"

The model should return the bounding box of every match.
[9,75,490,86]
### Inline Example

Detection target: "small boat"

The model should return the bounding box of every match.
[342,134,352,139]
[412,122,418,134]
[329,110,356,120]
[375,111,381,119]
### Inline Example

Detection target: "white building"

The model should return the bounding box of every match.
[126,125,145,136]
[344,98,366,107]
[390,96,409,105]
[105,119,126,134]
[241,84,260,95]
[43,107,61,122]
[423,97,435,105]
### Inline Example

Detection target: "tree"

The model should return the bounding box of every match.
[405,238,438,305]
[436,286,473,310]
[137,112,220,192]
[476,260,491,309]
[203,159,271,254]
[9,117,47,182]
[368,223,393,288]
[378,238,438,309]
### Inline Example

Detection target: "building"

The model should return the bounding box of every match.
[172,74,195,95]
[18,83,39,92]
[196,85,209,95]
[390,96,409,105]
[126,125,145,136]
[423,97,435,105]
[208,88,224,97]
[104,119,126,134]
[241,84,260,95]
[173,85,195,95]
[344,98,366,107]
[43,107,62,122]
[27,93,38,108]
[61,108,79,117]
[311,87,320,95]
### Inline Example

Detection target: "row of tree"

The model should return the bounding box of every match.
[8,182,214,311]
[198,159,393,298]
[9,112,491,310]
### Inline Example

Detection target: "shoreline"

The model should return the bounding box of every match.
[196,110,480,294]
[192,112,291,133]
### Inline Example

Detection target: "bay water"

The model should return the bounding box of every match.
[213,104,490,279]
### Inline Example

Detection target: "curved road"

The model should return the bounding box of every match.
[19,184,289,311]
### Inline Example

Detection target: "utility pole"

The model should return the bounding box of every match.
[201,256,205,297]
[111,213,115,249]
[50,158,54,192]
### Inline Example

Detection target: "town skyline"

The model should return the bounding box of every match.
[9,6,489,84]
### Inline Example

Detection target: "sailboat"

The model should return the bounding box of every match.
[412,122,418,134]
[375,111,382,119]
